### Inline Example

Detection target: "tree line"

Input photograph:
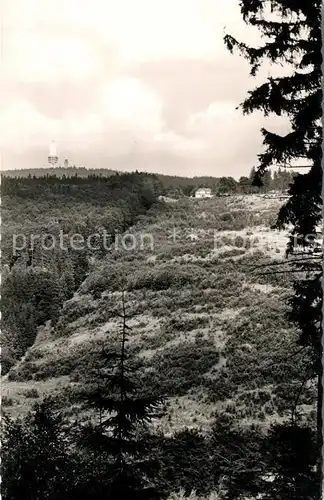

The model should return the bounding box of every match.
[2,166,295,200]
[158,167,295,197]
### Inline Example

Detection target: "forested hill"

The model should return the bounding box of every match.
[1,171,161,204]
[2,170,165,376]
[2,165,296,196]
[2,168,223,196]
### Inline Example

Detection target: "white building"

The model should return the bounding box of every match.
[195,187,213,199]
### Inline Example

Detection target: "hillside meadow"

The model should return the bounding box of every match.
[2,194,315,434]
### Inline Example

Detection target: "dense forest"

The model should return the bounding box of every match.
[2,165,295,197]
[2,171,162,374]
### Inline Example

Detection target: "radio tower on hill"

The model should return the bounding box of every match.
[48,141,58,166]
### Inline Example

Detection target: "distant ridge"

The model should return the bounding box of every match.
[1,166,221,182]
[1,166,118,178]
[0,166,256,198]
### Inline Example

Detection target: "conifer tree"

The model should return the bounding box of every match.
[262,169,272,193]
[238,176,251,194]
[258,423,319,500]
[224,0,322,494]
[1,397,80,500]
[225,1,321,189]
[77,291,164,499]
[272,169,279,189]
[248,167,256,183]
[248,166,258,193]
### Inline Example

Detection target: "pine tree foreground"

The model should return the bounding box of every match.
[225,0,322,497]
[77,291,165,499]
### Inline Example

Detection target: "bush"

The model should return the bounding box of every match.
[80,262,134,295]
[60,297,97,325]
[126,264,207,292]
[24,388,40,399]
[2,396,14,406]
[151,429,215,497]
[141,342,220,396]
[8,362,38,382]
[163,316,210,334]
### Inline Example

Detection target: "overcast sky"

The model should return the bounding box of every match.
[1,0,290,178]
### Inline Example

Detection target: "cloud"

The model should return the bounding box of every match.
[3,0,246,64]
[1,0,289,177]
[8,34,101,84]
[0,101,58,149]
[183,102,291,174]
[101,78,163,132]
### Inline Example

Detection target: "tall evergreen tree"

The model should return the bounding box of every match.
[238,176,251,194]
[248,167,256,183]
[224,0,322,495]
[77,292,164,499]
[262,169,273,193]
[248,166,259,193]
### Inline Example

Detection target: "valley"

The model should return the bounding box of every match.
[3,194,314,435]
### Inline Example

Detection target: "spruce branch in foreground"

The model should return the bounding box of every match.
[77,290,165,499]
[225,0,322,495]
